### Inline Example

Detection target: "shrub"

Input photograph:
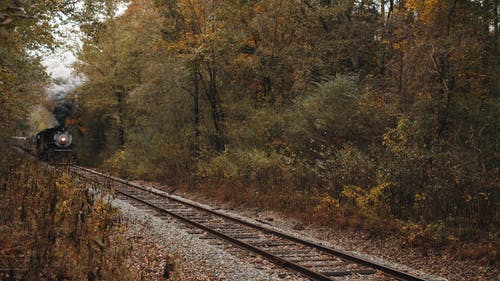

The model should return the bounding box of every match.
[104,140,194,184]
[0,154,134,280]
[296,74,361,145]
[380,93,499,239]
[197,148,293,190]
[196,146,328,194]
[331,145,377,190]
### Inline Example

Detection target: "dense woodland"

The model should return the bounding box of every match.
[0,0,498,263]
[72,0,499,246]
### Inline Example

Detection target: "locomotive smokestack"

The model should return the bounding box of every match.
[52,99,75,128]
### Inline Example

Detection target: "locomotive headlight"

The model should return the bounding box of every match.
[54,131,72,148]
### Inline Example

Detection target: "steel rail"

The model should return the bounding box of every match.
[74,165,430,281]
[116,183,333,281]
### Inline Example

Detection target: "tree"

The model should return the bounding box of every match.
[0,0,87,140]
[76,1,144,149]
[72,0,499,243]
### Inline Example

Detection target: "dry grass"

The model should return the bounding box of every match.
[0,152,178,280]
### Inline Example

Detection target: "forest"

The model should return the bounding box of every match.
[72,0,499,248]
[1,0,499,267]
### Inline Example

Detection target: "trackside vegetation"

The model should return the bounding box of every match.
[72,0,499,256]
[0,155,135,280]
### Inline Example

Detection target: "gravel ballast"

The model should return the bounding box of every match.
[112,195,307,280]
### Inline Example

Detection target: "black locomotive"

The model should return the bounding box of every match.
[35,126,74,163]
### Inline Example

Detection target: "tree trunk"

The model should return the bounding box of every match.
[495,0,498,51]
[115,91,125,148]
[193,71,200,138]
[205,66,225,151]
[430,47,454,139]
[381,0,385,20]
[387,0,394,22]
[398,54,405,104]
[192,68,201,154]
[262,76,273,103]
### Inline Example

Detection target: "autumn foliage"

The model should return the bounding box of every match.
[71,0,498,248]
[0,153,136,280]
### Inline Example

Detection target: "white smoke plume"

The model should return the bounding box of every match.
[43,50,82,98]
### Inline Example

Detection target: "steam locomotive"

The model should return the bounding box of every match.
[13,126,75,164]
[36,126,74,163]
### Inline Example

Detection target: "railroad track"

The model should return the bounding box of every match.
[71,165,430,281]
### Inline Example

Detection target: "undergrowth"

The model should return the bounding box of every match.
[0,151,178,280]
[189,179,499,265]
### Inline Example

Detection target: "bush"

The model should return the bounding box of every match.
[331,145,377,190]
[197,147,326,192]
[380,93,499,239]
[296,75,361,145]
[0,154,133,280]
[197,148,293,190]
[105,141,193,184]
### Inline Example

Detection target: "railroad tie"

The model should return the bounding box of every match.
[319,269,377,277]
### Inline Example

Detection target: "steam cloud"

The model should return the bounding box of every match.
[47,76,79,128]
[43,50,82,97]
[52,99,75,128]
[42,48,82,129]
